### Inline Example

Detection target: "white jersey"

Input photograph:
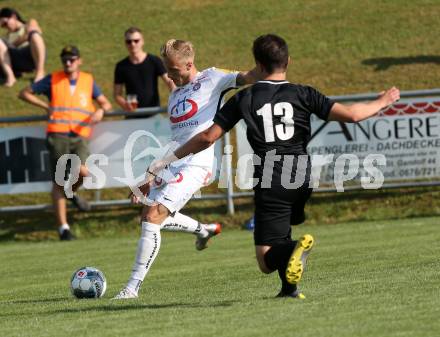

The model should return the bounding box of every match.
[167,67,238,169]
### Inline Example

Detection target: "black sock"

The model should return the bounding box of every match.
[263,241,296,270]
[278,269,297,294]
[264,241,298,295]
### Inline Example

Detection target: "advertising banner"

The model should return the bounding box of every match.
[235,98,440,190]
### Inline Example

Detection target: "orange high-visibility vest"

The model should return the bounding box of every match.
[47,71,96,138]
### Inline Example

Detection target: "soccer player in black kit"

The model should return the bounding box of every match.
[146,34,400,298]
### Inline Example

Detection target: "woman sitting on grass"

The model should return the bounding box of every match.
[0,7,45,87]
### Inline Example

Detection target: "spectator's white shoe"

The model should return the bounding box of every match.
[112,287,138,300]
[195,223,222,251]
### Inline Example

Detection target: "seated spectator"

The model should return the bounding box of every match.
[114,27,175,118]
[0,7,45,87]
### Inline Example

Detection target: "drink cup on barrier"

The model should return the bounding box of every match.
[126,94,138,111]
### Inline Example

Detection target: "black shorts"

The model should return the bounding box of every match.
[9,46,34,74]
[3,31,41,75]
[253,185,313,246]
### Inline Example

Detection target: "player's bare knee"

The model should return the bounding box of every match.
[144,212,159,224]
[256,258,273,274]
[256,255,271,273]
[142,205,168,224]
[142,207,157,223]
[255,246,273,274]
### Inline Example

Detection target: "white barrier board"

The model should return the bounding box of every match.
[0,115,222,194]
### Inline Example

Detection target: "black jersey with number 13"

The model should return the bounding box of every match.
[214,80,335,186]
[215,80,335,155]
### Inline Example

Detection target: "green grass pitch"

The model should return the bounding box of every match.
[1,217,439,337]
[1,1,440,336]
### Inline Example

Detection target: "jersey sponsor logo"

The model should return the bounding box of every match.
[170,97,198,123]
[170,120,199,130]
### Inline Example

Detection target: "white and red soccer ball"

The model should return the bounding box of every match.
[70,267,107,299]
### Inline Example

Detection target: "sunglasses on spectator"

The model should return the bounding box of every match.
[125,39,140,45]
[61,57,79,64]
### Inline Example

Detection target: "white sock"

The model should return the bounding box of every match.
[126,222,161,294]
[161,212,209,237]
[58,223,70,234]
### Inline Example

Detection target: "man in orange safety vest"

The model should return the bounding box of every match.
[19,45,112,240]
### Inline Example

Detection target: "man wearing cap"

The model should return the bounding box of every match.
[19,45,112,240]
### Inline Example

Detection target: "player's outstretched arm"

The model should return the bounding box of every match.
[328,87,400,123]
[175,123,225,158]
[147,124,225,176]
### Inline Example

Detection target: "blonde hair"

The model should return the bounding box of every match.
[160,39,195,61]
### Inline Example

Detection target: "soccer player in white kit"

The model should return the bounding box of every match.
[114,39,256,299]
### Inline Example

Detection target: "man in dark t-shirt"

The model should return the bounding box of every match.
[145,34,400,299]
[113,27,175,118]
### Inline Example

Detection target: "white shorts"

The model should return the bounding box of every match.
[146,165,212,213]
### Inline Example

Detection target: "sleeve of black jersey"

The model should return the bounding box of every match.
[306,86,335,121]
[213,94,243,132]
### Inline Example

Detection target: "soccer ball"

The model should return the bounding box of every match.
[70,267,107,299]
